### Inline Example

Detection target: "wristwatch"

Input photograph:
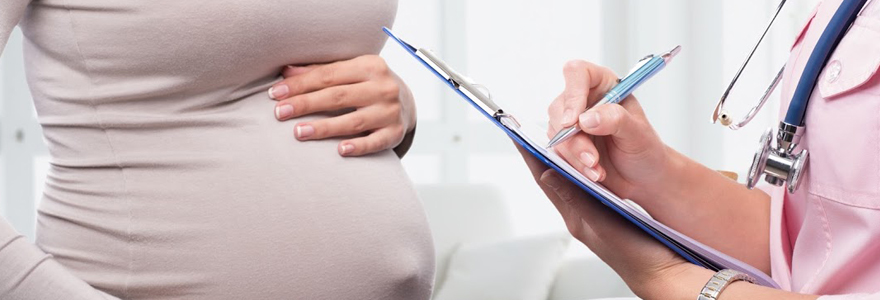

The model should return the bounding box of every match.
[697,269,755,300]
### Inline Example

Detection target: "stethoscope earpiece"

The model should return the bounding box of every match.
[746,126,809,194]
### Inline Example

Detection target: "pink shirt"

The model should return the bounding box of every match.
[769,0,880,298]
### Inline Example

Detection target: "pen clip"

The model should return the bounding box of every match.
[623,55,656,78]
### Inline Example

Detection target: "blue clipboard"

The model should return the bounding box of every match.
[383,27,779,288]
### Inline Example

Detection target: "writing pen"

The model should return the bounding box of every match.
[546,45,681,148]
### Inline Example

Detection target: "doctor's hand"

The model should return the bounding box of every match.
[269,55,417,157]
[517,143,817,300]
[516,144,696,299]
[549,60,679,203]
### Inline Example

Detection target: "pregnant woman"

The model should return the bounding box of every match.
[0,1,434,299]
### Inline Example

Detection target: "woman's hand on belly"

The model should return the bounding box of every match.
[267,55,416,157]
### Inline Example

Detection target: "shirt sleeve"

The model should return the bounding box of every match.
[1,2,119,299]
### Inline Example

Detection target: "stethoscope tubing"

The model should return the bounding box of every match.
[785,0,867,126]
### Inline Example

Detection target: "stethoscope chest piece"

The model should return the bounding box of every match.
[747,126,809,193]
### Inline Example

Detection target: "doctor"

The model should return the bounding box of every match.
[519,0,880,299]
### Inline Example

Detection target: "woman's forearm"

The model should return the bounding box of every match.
[640,147,772,273]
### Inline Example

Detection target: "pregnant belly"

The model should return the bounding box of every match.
[34,93,434,299]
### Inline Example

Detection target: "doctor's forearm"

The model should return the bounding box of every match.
[646,147,772,273]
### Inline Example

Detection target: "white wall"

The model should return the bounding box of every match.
[1,0,820,238]
[0,27,46,239]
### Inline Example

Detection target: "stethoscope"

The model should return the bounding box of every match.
[712,0,868,193]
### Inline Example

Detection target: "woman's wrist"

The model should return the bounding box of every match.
[393,124,416,158]
[392,77,417,158]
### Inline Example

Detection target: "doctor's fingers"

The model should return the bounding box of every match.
[515,143,601,238]
[540,168,689,287]
[548,97,606,181]
[538,169,622,247]
[548,126,605,182]
[578,101,655,155]
[548,94,567,128]
[516,140,588,227]
[560,60,619,127]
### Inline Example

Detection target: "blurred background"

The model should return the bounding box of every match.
[383,0,818,236]
[1,0,820,298]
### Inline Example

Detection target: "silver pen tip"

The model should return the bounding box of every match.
[546,127,575,148]
[546,133,565,148]
[661,45,682,63]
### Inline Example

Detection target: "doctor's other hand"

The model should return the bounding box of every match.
[268,55,417,157]
[515,144,695,300]
[550,60,678,203]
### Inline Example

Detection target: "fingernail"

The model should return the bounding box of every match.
[579,152,597,167]
[561,109,577,125]
[540,171,562,189]
[584,167,601,181]
[580,111,600,129]
[339,143,354,155]
[275,104,294,120]
[268,84,289,100]
[296,124,314,139]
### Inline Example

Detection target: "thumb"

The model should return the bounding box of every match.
[578,102,654,154]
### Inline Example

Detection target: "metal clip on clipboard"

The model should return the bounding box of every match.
[407,42,521,128]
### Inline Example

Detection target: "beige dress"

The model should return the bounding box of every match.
[0,1,435,299]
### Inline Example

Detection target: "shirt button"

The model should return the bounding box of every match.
[826,60,842,83]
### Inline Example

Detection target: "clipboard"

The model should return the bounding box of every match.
[383,27,780,288]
